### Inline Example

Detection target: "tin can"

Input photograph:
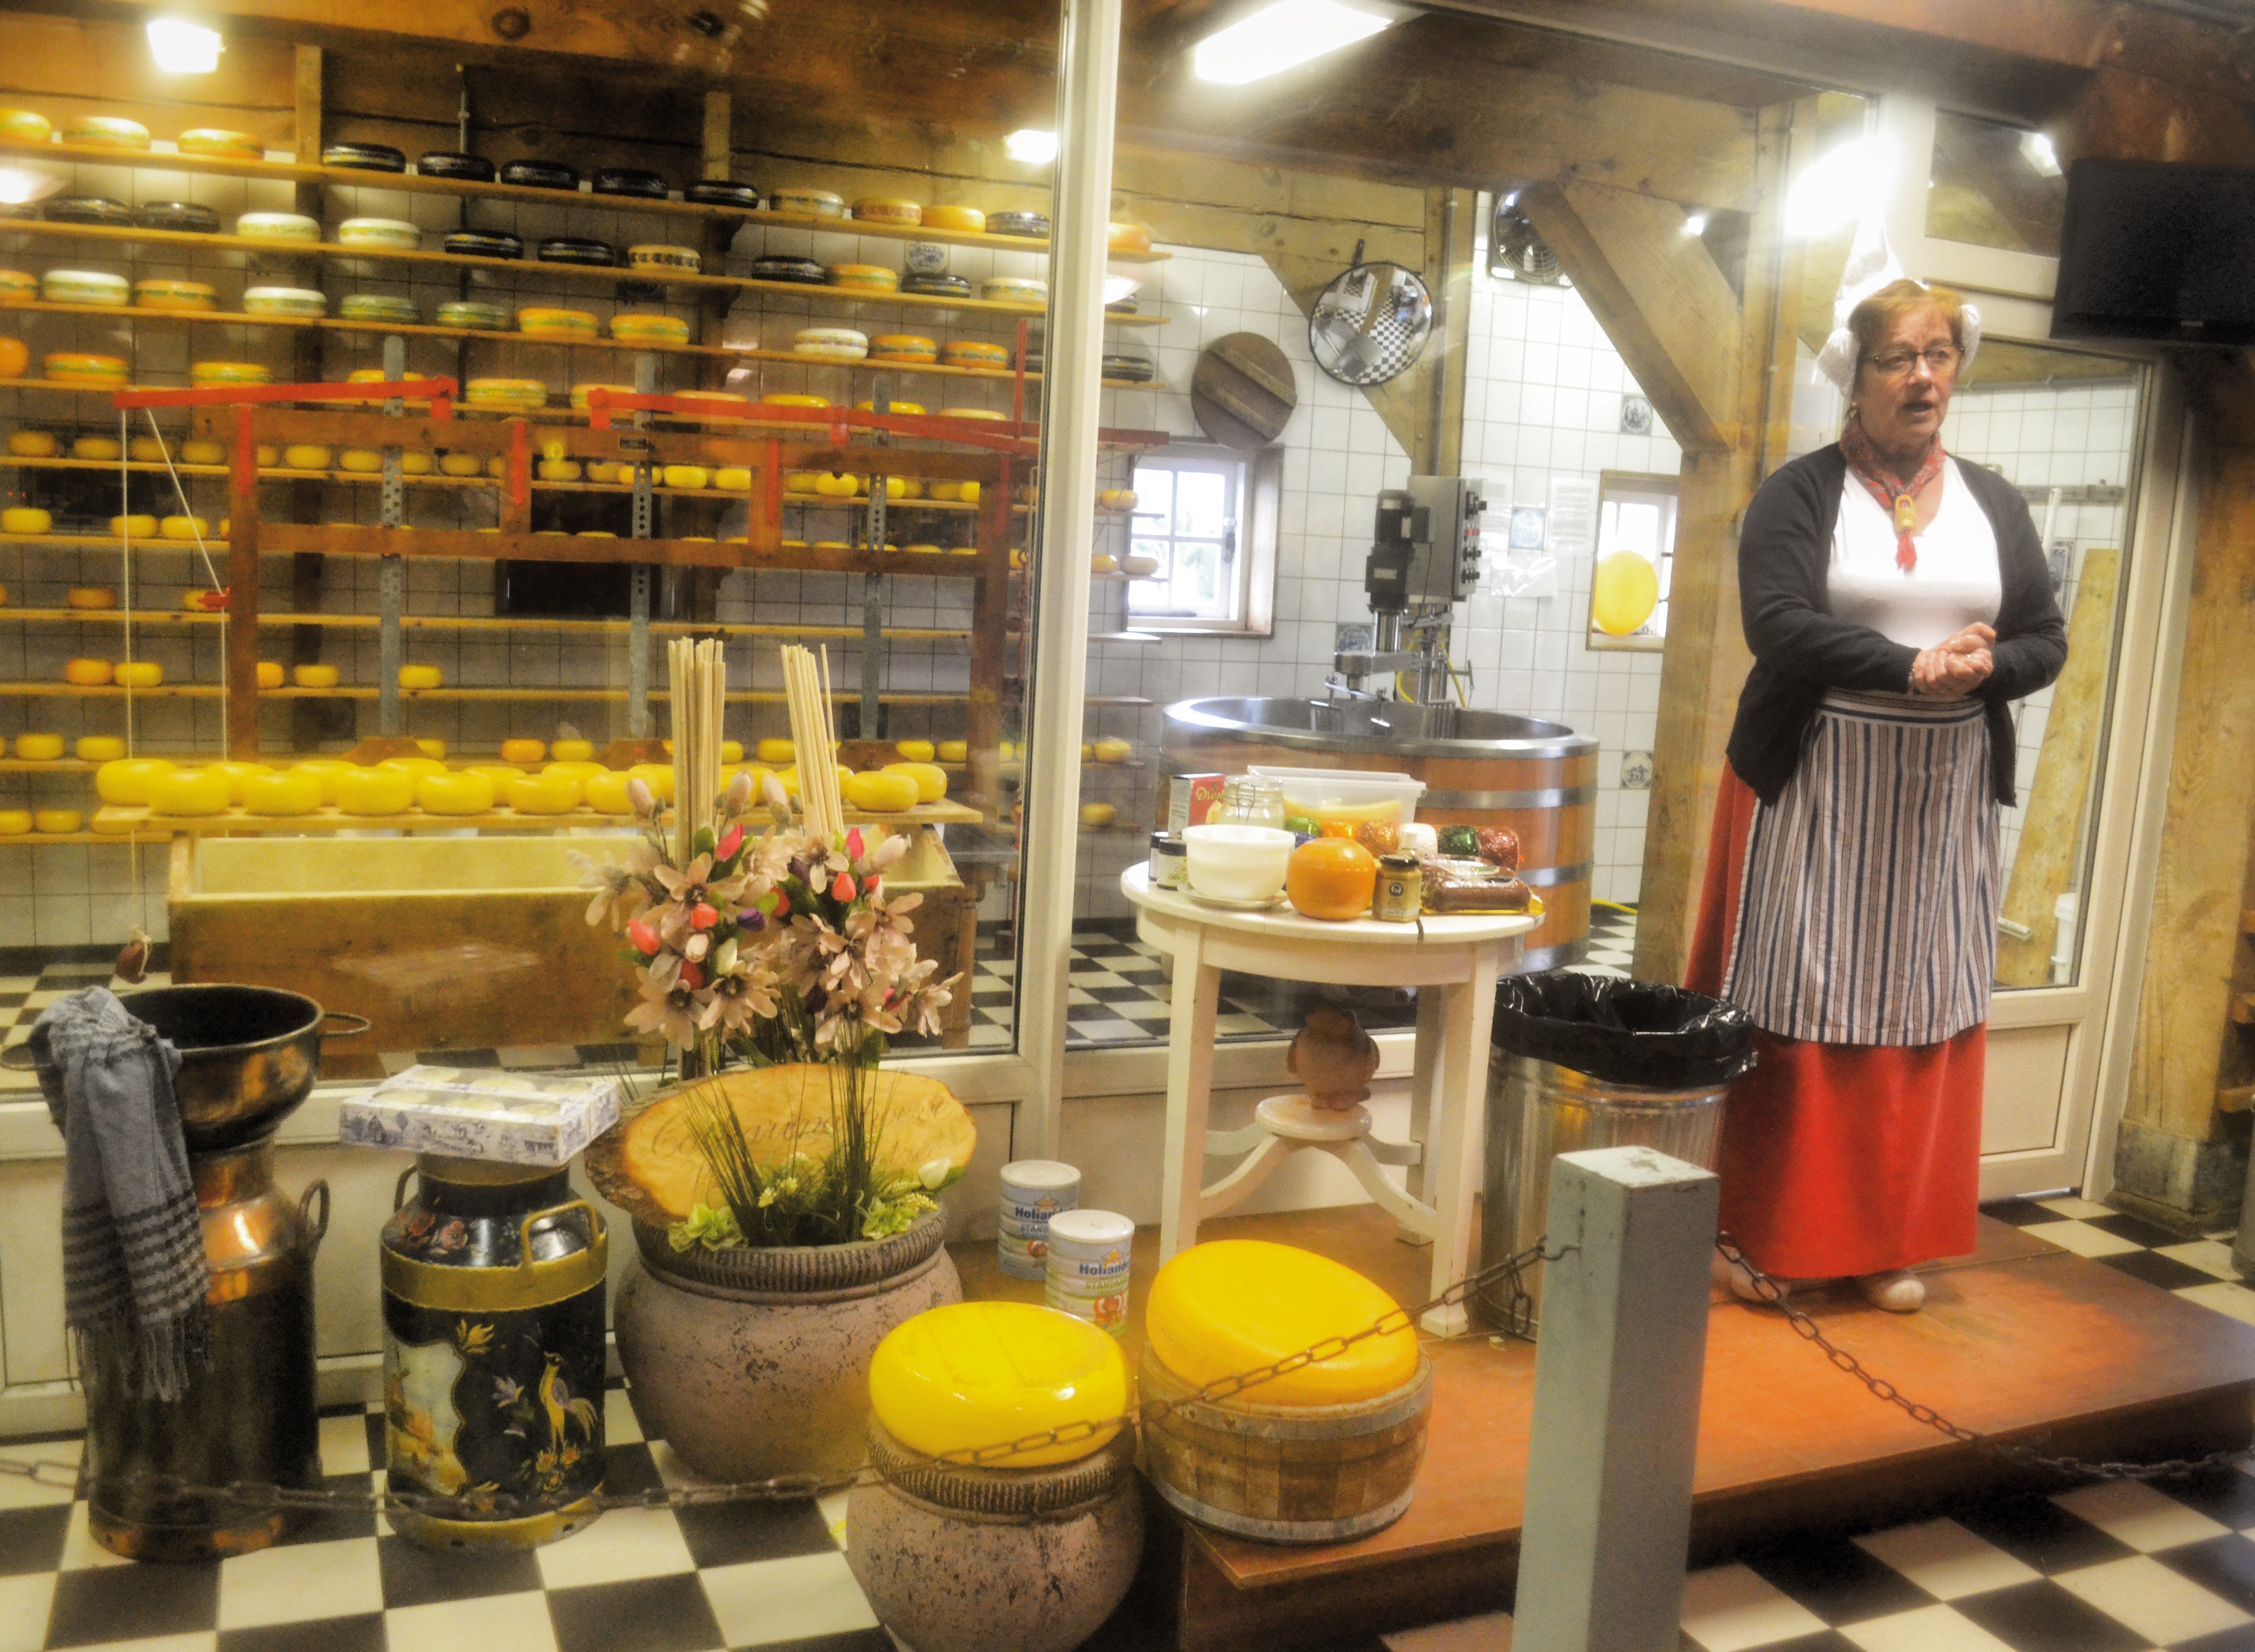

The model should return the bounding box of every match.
[1148,831,1188,890]
[998,1228,1049,1280]
[1044,1210,1133,1335]
[1373,854,1423,922]
[380,1156,608,1551]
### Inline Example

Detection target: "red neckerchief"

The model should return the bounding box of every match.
[1840,414,1943,573]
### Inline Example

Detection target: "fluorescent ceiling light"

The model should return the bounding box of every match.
[1683,211,1708,237]
[1005,128,1058,165]
[1783,134,1891,239]
[1192,0,1397,86]
[2019,130,2062,179]
[146,18,222,74]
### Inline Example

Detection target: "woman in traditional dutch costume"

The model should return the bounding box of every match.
[1688,279,2067,1312]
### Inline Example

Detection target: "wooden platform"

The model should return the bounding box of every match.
[953,1205,2255,1652]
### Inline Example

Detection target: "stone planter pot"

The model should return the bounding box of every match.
[614,1208,962,1482]
[846,1419,1143,1652]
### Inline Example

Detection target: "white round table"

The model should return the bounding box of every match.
[1120,863,1538,1334]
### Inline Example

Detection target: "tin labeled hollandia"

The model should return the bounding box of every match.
[380,1157,608,1550]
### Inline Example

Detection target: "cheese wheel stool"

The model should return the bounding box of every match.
[1138,1240,1432,1544]
[845,1302,1142,1652]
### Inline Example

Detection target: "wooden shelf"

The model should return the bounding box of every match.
[0,756,95,771]
[0,135,1169,263]
[0,223,1168,325]
[0,828,166,844]
[92,796,983,835]
[0,607,976,641]
[1,682,975,704]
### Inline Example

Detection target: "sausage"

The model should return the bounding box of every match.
[1474,827,1519,874]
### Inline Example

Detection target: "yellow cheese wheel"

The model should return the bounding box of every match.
[505,772,582,814]
[115,661,162,688]
[542,760,606,784]
[1093,738,1132,764]
[379,757,448,786]
[290,759,358,805]
[7,430,57,457]
[63,658,113,686]
[293,663,340,689]
[537,458,581,482]
[813,472,861,498]
[627,762,675,803]
[583,770,634,814]
[869,1302,1125,1466]
[919,204,987,234]
[417,770,495,815]
[398,664,443,690]
[0,809,28,833]
[179,439,226,466]
[438,453,483,477]
[150,767,231,816]
[74,736,125,762]
[73,435,123,462]
[338,448,384,473]
[255,661,284,689]
[1077,802,1115,828]
[937,739,969,764]
[895,739,936,763]
[160,515,210,542]
[336,765,416,815]
[95,757,174,804]
[67,586,117,610]
[720,740,744,765]
[2,506,51,533]
[499,738,546,765]
[713,466,752,491]
[1146,1240,1420,1407]
[465,764,524,790]
[255,446,279,468]
[662,465,709,490]
[282,444,334,471]
[416,739,447,759]
[883,762,948,804]
[205,761,273,804]
[399,451,433,475]
[756,738,796,766]
[111,516,160,542]
[33,809,81,835]
[843,768,918,814]
[552,739,595,763]
[13,732,64,760]
[127,437,165,462]
[241,770,322,816]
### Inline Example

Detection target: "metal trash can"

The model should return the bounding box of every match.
[1476,972,1755,1333]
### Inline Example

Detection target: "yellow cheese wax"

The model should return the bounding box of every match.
[96,757,175,804]
[13,733,64,760]
[336,765,416,815]
[290,759,358,804]
[552,739,595,762]
[0,810,27,833]
[149,767,231,816]
[1146,1240,1419,1407]
[756,738,796,766]
[241,770,322,816]
[884,762,947,804]
[843,770,918,813]
[417,770,495,815]
[499,738,546,765]
[63,658,113,686]
[869,1302,1126,1467]
[583,770,634,814]
[293,664,340,689]
[398,664,443,690]
[33,809,82,834]
[542,760,606,784]
[626,762,674,803]
[255,661,285,689]
[379,757,448,786]
[74,736,125,762]
[505,772,582,814]
[115,661,162,687]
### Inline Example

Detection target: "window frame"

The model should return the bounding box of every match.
[1584,468,1679,653]
[1123,441,1280,637]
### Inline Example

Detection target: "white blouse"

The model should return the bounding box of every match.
[1827,457,2002,650]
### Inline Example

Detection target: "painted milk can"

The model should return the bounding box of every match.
[380,1155,608,1550]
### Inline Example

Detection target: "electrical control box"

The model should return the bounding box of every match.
[1364,475,1486,613]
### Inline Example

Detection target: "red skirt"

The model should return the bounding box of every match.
[1687,765,1985,1279]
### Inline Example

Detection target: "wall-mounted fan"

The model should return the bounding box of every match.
[1491,196,1568,286]
[1308,244,1432,388]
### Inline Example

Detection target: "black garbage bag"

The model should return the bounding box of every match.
[1492,971,1757,1090]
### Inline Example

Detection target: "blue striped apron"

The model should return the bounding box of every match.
[1722,689,1998,1047]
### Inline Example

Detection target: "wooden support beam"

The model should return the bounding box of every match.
[1996,546,2121,987]
[290,42,331,753]
[1513,180,1743,454]
[1630,103,1801,986]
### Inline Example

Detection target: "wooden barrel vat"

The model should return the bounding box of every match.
[1137,1345,1433,1544]
[1162,697,1599,967]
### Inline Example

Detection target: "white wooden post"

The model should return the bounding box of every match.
[1513,1146,1717,1652]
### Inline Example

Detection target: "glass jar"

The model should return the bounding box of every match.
[1235,777,1286,830]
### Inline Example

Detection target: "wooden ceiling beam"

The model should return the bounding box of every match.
[1513,179,1742,450]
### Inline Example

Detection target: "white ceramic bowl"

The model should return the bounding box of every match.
[1182,824,1294,902]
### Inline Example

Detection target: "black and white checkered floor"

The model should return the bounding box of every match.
[3,1196,2254,1652]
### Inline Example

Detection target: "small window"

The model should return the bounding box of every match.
[1124,444,1278,635]
[1587,471,1677,651]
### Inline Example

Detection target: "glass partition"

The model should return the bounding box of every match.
[1927,110,2067,257]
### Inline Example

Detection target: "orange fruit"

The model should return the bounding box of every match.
[1286,838,1378,922]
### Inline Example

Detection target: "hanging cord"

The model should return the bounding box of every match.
[116,407,150,941]
[143,410,226,768]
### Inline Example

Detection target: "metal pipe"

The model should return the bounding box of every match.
[1015,0,1123,1158]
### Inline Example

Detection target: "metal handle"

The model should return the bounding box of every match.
[393,1164,419,1213]
[320,1011,372,1039]
[518,1197,600,1269]
[298,1179,331,1253]
[0,1043,35,1071]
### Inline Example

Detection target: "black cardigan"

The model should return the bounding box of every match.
[1725,445,2067,807]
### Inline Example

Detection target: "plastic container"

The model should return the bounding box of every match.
[1248,766,1425,826]
[1181,824,1293,902]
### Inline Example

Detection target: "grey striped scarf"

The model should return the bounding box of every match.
[29,988,209,1401]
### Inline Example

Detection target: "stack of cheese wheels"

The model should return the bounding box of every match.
[1138,1240,1432,1544]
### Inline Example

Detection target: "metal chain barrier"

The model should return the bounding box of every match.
[1716,1233,2255,1482]
[0,1239,1572,1522]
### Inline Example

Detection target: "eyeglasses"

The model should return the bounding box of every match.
[1864,346,1960,378]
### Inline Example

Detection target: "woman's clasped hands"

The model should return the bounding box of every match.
[1911,623,1995,697]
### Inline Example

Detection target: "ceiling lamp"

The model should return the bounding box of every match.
[1005,129,1059,165]
[1191,0,1398,86]
[146,18,223,74]
[1782,135,1892,240]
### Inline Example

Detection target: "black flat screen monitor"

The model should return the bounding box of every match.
[2053,159,2255,346]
